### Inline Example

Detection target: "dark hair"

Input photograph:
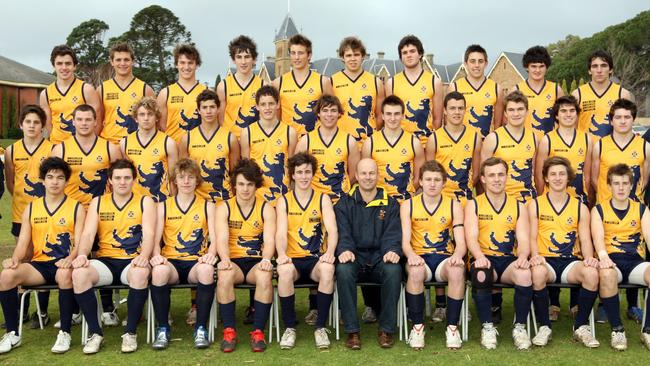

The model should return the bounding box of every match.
[552,95,581,119]
[109,42,135,60]
[607,163,633,185]
[50,45,78,66]
[338,36,367,58]
[480,157,508,176]
[609,98,637,121]
[542,156,575,184]
[316,94,343,115]
[288,34,312,55]
[72,104,96,120]
[464,44,488,62]
[19,105,46,126]
[169,158,203,185]
[230,158,264,189]
[288,152,318,179]
[522,46,551,68]
[504,90,528,110]
[255,85,280,104]
[39,157,71,181]
[173,44,202,66]
[228,35,258,60]
[587,50,613,70]
[381,95,405,113]
[419,160,447,182]
[444,91,466,108]
[196,89,220,109]
[108,159,137,180]
[397,35,424,60]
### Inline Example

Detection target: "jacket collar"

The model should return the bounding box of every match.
[348,184,388,207]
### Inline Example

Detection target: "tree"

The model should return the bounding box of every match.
[214,74,222,91]
[569,79,577,93]
[560,79,568,95]
[114,5,192,91]
[66,19,110,86]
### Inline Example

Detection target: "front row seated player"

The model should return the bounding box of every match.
[592,164,650,351]
[528,157,600,348]
[149,159,217,350]
[0,158,84,354]
[215,159,276,353]
[401,160,466,350]
[465,157,534,350]
[71,159,156,354]
[276,153,338,350]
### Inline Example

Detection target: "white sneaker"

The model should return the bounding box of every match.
[512,323,531,350]
[481,323,498,350]
[445,325,462,349]
[572,325,600,348]
[532,325,552,346]
[610,330,627,351]
[82,333,103,354]
[51,330,71,353]
[0,331,21,354]
[121,333,138,353]
[407,324,425,350]
[361,306,377,323]
[279,328,296,350]
[641,332,650,350]
[314,327,331,349]
[432,307,446,323]
[54,312,83,329]
[101,311,119,327]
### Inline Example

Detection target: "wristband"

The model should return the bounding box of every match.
[261,258,271,264]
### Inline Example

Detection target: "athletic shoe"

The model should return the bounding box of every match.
[314,328,330,349]
[407,324,425,350]
[220,327,237,353]
[595,305,607,323]
[101,311,120,327]
[243,306,255,325]
[572,325,600,348]
[491,306,502,325]
[445,325,462,349]
[279,328,296,350]
[194,326,210,349]
[512,323,531,350]
[480,323,498,350]
[29,312,50,329]
[54,312,82,329]
[0,331,21,354]
[82,333,103,354]
[51,330,71,353]
[304,309,318,326]
[121,333,138,353]
[152,327,170,350]
[186,306,197,326]
[432,307,446,323]
[249,329,267,352]
[361,306,377,323]
[641,332,650,350]
[532,325,552,346]
[610,330,627,351]
[549,305,561,322]
[627,307,643,324]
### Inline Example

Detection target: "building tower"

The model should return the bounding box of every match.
[274,13,299,77]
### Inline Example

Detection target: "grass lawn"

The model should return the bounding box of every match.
[0,138,648,365]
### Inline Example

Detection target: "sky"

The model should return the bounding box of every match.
[2,0,649,84]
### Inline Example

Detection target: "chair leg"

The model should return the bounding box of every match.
[462,286,469,342]
[402,284,409,342]
[209,294,217,343]
[334,285,340,341]
[146,290,153,344]
[642,289,648,329]
[18,290,33,337]
[530,301,538,336]
[589,308,595,338]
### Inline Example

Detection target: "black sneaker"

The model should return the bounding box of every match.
[491,306,502,325]
[243,306,255,325]
[30,312,50,329]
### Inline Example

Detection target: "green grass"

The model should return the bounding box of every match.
[0,137,648,364]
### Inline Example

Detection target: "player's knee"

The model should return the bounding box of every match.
[0,269,17,287]
[513,268,532,286]
[217,269,234,286]
[531,265,548,286]
[446,264,465,284]
[599,268,617,286]
[72,267,90,286]
[582,266,599,289]
[128,266,150,288]
[318,262,335,280]
[276,263,295,279]
[55,269,73,288]
[407,265,426,283]
[470,264,493,294]
[196,264,215,284]
[151,264,170,284]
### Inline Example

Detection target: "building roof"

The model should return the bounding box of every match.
[311,58,344,77]
[261,61,276,80]
[275,14,299,42]
[362,58,404,77]
[0,55,54,87]
[488,52,527,79]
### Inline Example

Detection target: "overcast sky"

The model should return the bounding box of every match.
[2,0,648,84]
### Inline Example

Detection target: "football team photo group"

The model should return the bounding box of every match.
[1,8,650,362]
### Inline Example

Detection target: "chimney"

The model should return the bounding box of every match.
[377,51,385,60]
[425,53,434,66]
